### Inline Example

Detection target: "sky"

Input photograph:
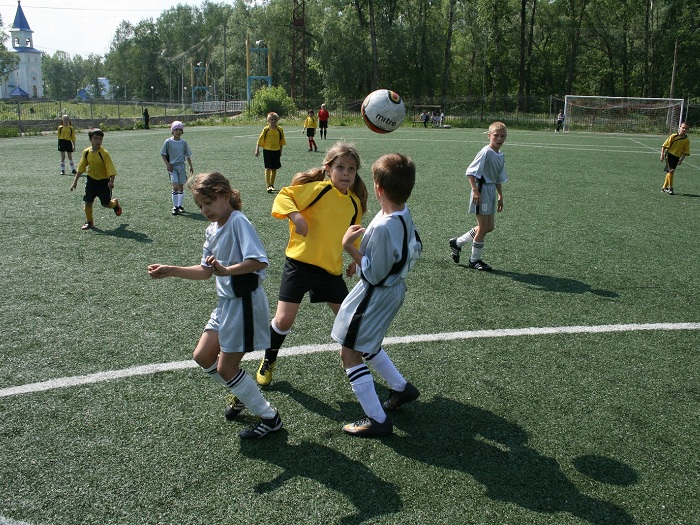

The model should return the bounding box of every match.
[0,1,198,57]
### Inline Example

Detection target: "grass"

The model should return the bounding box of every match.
[0,124,699,525]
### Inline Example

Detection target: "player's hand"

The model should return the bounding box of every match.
[346,261,357,277]
[497,197,504,212]
[148,264,170,278]
[205,256,226,275]
[472,191,481,204]
[343,224,365,247]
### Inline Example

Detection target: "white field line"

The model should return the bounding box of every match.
[1,323,699,399]
[0,517,43,525]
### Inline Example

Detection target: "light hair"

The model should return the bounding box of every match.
[187,171,242,211]
[291,141,368,213]
[488,121,507,133]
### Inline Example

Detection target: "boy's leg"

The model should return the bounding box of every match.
[341,347,392,437]
[363,348,420,410]
[468,214,495,270]
[82,203,94,229]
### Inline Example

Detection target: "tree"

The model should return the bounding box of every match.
[0,15,19,82]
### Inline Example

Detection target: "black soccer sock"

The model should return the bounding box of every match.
[264,324,288,363]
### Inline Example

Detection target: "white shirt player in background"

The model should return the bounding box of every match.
[449,121,508,271]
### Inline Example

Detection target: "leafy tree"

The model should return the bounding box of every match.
[0,15,19,82]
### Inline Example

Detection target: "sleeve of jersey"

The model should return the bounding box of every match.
[234,215,268,264]
[466,149,485,178]
[77,148,89,172]
[159,139,169,156]
[103,152,117,177]
[271,183,322,219]
[257,128,267,147]
[360,224,397,286]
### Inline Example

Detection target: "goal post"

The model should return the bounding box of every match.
[562,96,685,134]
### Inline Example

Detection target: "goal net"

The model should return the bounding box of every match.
[562,96,684,134]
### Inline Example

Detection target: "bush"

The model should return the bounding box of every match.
[248,86,297,118]
[0,126,19,138]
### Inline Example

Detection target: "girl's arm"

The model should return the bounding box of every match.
[288,211,308,236]
[148,264,214,280]
[205,257,267,276]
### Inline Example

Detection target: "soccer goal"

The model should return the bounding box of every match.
[562,96,684,134]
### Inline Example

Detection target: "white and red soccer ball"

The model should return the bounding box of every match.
[361,89,406,133]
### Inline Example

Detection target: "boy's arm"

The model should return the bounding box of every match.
[467,174,480,203]
[69,171,81,191]
[187,156,194,174]
[496,183,504,212]
[660,146,668,160]
[206,257,267,277]
[162,154,173,171]
[148,263,213,280]
[342,225,365,266]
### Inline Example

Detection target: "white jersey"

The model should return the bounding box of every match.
[466,145,507,184]
[160,137,192,166]
[201,211,268,299]
[331,206,421,353]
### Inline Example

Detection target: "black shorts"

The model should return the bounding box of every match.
[58,139,73,152]
[83,177,112,206]
[666,153,680,171]
[306,128,316,138]
[262,149,282,170]
[319,120,328,129]
[278,258,348,304]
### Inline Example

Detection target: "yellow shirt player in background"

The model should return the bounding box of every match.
[69,128,122,230]
[255,112,286,193]
[661,122,690,195]
[303,109,318,152]
[57,114,76,175]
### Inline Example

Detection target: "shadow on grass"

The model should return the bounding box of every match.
[92,223,153,243]
[386,396,635,525]
[491,269,619,298]
[239,429,402,524]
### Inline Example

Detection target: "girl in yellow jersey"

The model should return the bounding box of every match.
[242,143,369,400]
[57,115,76,175]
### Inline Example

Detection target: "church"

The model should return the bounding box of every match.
[1,0,43,99]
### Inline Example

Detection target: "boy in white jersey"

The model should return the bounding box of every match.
[161,121,194,215]
[332,153,422,437]
[449,121,508,271]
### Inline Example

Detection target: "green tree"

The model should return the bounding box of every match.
[0,15,19,82]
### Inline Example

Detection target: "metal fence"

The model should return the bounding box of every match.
[1,96,696,135]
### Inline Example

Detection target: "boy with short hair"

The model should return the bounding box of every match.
[661,122,690,195]
[449,121,508,271]
[161,121,194,214]
[331,153,422,437]
[69,128,122,230]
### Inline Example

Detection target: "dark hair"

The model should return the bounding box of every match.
[187,171,242,211]
[88,128,104,139]
[292,141,368,213]
[372,153,415,205]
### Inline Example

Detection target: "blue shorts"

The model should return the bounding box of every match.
[169,163,188,184]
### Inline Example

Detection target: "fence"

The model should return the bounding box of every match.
[1,96,696,135]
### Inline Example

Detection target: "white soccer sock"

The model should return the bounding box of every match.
[172,191,177,207]
[226,370,275,418]
[69,160,75,169]
[363,348,407,392]
[470,241,484,262]
[60,161,65,171]
[176,192,184,207]
[201,359,227,386]
[457,227,477,247]
[346,364,386,423]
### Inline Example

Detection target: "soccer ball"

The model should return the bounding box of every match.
[361,89,406,133]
